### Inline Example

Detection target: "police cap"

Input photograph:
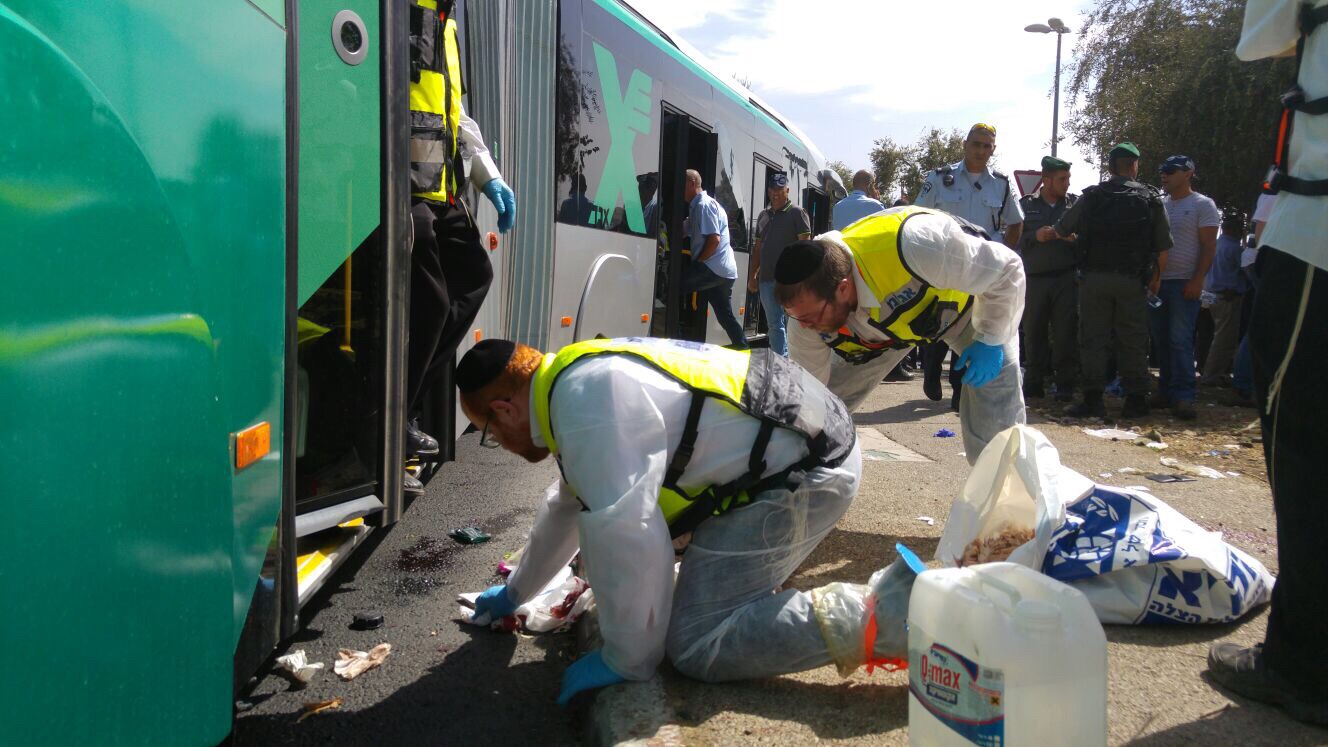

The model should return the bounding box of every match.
[1041,156,1071,173]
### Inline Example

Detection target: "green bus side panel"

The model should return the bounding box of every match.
[297,0,381,304]
[251,0,286,27]
[0,3,285,745]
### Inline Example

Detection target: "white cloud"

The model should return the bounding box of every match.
[627,0,1101,183]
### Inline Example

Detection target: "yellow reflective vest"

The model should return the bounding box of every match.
[409,0,464,203]
[532,338,855,536]
[828,207,975,361]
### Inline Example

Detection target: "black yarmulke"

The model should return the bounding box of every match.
[456,339,516,393]
[774,240,826,285]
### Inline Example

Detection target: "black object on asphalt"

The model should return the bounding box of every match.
[351,612,385,631]
[449,526,491,545]
[1146,474,1198,483]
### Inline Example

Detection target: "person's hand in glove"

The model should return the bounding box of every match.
[472,584,517,622]
[482,178,517,233]
[556,650,625,706]
[955,340,1004,388]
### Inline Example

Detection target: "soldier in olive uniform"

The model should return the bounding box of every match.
[1017,156,1079,401]
[1054,143,1172,419]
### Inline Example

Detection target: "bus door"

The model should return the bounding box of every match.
[745,155,783,340]
[653,105,717,342]
[803,186,831,235]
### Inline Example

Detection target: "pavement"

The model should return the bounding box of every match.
[234,374,1327,746]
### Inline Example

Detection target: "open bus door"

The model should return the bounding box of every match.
[803,185,831,235]
[653,106,718,342]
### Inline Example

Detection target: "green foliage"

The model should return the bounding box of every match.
[868,136,909,201]
[1064,0,1295,210]
[827,159,856,194]
[899,127,967,201]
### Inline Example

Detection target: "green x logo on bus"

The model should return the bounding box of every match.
[592,42,652,233]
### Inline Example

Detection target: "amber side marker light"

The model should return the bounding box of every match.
[235,422,271,471]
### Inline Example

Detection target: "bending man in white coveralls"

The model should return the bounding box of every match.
[776,205,1027,464]
[454,337,923,705]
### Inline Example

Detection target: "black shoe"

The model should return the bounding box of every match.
[883,366,915,383]
[1149,392,1171,410]
[1208,643,1328,726]
[403,470,424,496]
[1171,401,1198,420]
[900,363,918,375]
[407,419,439,458]
[1064,391,1106,418]
[1120,394,1150,419]
[923,377,943,402]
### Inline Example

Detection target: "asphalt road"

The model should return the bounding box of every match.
[233,435,580,745]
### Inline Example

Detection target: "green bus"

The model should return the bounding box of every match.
[1,1,838,743]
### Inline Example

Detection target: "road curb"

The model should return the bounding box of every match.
[576,604,683,746]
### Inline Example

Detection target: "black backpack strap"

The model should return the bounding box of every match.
[664,392,706,489]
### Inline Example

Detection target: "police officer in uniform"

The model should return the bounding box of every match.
[1017,156,1079,401]
[404,0,517,493]
[1054,142,1171,419]
[914,123,1024,408]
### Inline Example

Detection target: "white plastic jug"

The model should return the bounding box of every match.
[907,562,1107,746]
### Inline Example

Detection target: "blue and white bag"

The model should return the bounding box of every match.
[937,425,1275,625]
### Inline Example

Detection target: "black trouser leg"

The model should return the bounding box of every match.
[1251,249,1328,699]
[922,342,947,386]
[1049,271,1080,392]
[407,199,493,417]
[1023,275,1055,388]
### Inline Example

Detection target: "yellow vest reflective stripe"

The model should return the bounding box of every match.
[409,1,463,203]
[531,337,856,533]
[839,206,974,349]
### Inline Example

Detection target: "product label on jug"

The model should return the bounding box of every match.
[909,628,1005,746]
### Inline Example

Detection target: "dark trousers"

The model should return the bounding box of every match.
[921,342,962,395]
[1023,270,1079,391]
[1251,248,1328,699]
[1079,271,1150,395]
[683,260,746,347]
[407,198,493,416]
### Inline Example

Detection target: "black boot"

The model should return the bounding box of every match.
[883,364,915,382]
[407,418,439,458]
[1064,390,1106,418]
[403,470,425,496]
[1120,394,1150,419]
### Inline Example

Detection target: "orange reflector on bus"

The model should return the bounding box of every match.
[739,306,745,315]
[235,422,270,471]
[474,329,483,342]
[640,314,649,323]
[560,316,573,327]
[487,232,499,251]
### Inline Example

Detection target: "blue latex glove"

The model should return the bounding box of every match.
[556,650,625,707]
[482,178,516,233]
[955,340,1004,388]
[472,584,517,621]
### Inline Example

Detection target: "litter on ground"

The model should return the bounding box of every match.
[1145,441,1169,450]
[275,650,323,685]
[934,428,956,438]
[917,516,936,526]
[1083,428,1140,441]
[297,698,343,723]
[1160,456,1227,479]
[334,643,391,680]
[448,527,491,545]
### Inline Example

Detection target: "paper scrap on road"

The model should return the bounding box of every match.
[1160,456,1226,479]
[917,516,936,526]
[297,698,343,723]
[1124,485,1153,491]
[1083,428,1141,441]
[334,643,391,680]
[275,650,324,684]
[1100,472,1113,478]
[1145,441,1169,450]
[1118,467,1143,474]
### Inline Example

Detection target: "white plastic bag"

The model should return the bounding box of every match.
[936,425,1094,569]
[1043,486,1275,624]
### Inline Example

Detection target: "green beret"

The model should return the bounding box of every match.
[1041,156,1071,172]
[1108,142,1140,159]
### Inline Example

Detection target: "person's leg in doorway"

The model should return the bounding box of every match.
[758,280,788,356]
[703,280,747,348]
[1207,249,1328,726]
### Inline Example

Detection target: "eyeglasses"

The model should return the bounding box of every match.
[478,398,510,449]
[786,297,831,325]
[969,123,997,136]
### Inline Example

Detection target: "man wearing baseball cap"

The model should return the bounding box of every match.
[1153,154,1221,420]
[748,171,812,356]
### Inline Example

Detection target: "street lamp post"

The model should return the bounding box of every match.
[1025,18,1072,157]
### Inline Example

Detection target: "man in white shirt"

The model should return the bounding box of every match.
[1206,0,1328,726]
[455,338,922,704]
[776,206,1027,465]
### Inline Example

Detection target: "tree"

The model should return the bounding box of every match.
[900,127,967,201]
[827,160,856,194]
[868,136,909,201]
[1065,0,1294,210]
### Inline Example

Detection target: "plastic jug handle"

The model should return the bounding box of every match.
[977,574,1023,614]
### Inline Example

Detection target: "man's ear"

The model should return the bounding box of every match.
[491,398,519,420]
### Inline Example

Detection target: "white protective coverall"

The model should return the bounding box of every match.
[502,355,906,683]
[787,211,1027,464]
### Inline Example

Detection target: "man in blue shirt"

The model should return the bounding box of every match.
[833,170,886,230]
[683,169,746,347]
[1200,210,1249,386]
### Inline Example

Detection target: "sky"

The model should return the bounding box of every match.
[626,0,1098,199]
